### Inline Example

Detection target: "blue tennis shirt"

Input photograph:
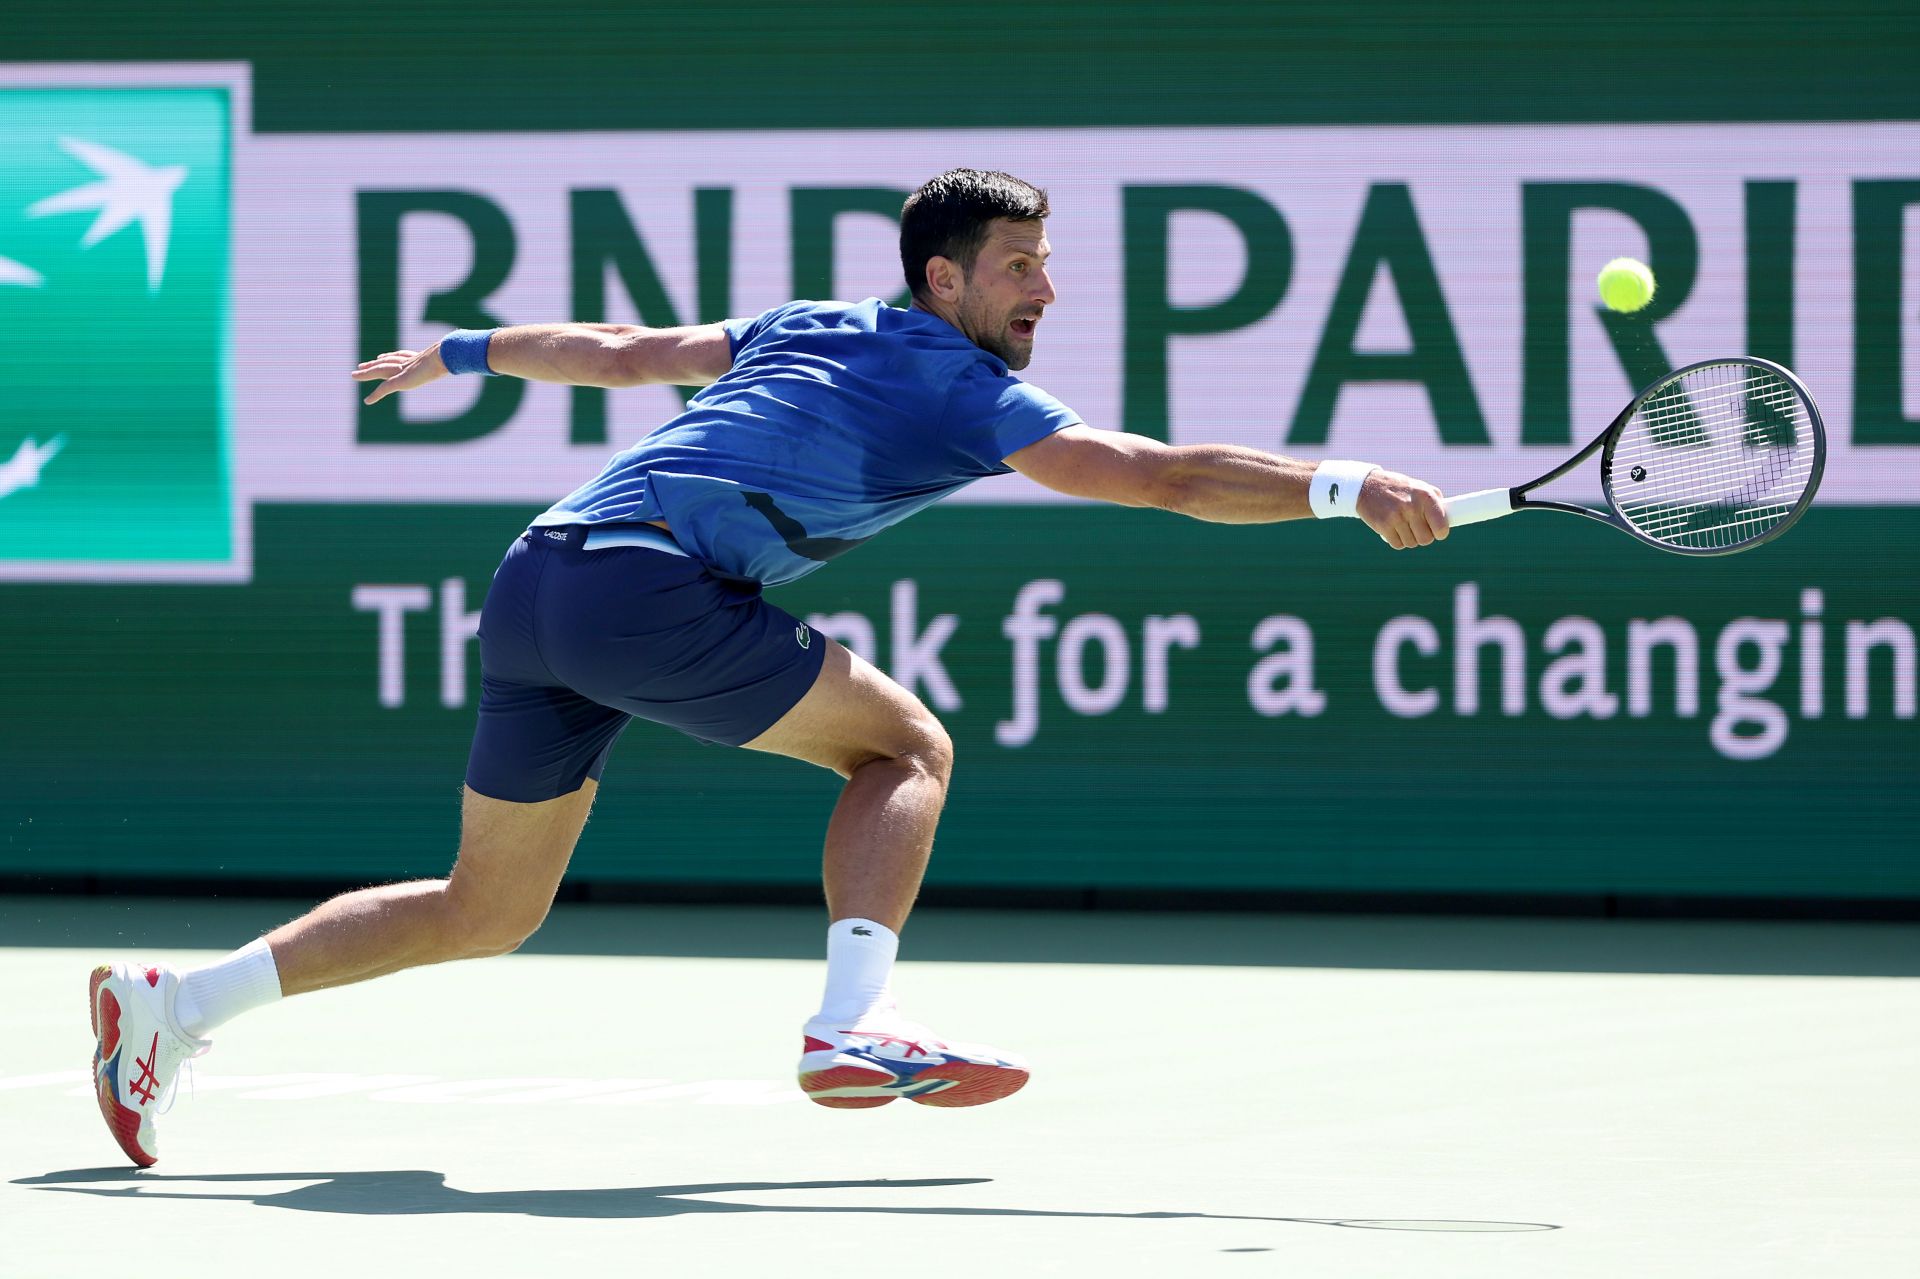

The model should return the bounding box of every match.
[534,298,1082,586]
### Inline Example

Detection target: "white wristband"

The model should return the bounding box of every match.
[1308,459,1379,519]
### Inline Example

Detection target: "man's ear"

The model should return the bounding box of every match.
[924,254,963,302]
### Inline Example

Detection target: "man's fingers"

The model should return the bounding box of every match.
[350,351,421,379]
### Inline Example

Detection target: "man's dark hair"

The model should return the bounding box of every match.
[900,169,1050,302]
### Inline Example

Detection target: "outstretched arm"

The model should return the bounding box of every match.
[1006,424,1449,550]
[352,322,734,405]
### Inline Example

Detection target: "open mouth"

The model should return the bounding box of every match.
[1010,315,1039,339]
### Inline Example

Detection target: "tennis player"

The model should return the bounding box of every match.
[89,169,1450,1165]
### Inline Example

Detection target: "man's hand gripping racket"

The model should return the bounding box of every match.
[1442,357,1826,556]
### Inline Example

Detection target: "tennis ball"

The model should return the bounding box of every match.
[1597,257,1656,313]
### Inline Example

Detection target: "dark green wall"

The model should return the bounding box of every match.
[7,2,1915,132]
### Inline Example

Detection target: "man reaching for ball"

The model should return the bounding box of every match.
[88,168,1451,1166]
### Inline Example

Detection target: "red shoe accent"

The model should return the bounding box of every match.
[95,1075,155,1167]
[90,967,121,1059]
[799,1063,898,1109]
[803,1035,834,1054]
[128,1033,162,1106]
[907,1061,1030,1109]
[144,967,161,988]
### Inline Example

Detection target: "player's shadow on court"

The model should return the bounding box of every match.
[16,1167,1557,1231]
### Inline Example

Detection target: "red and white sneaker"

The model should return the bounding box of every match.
[798,1010,1029,1110]
[89,962,210,1167]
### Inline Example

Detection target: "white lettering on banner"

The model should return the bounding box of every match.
[1845,619,1917,719]
[353,579,479,708]
[1143,614,1202,713]
[351,584,431,708]
[228,123,1920,508]
[1057,613,1131,716]
[1540,617,1619,720]
[353,567,1912,761]
[997,579,1064,748]
[1800,589,1825,718]
[1374,616,1442,718]
[1248,616,1326,717]
[1628,618,1701,719]
[1361,583,1913,759]
[1714,620,1791,759]
[1905,204,1920,423]
[890,579,961,712]
[1454,584,1528,717]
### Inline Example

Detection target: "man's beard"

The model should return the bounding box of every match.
[963,299,1030,369]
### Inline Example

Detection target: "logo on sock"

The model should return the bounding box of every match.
[851,926,872,936]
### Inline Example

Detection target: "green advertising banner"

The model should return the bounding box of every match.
[0,44,1914,905]
[0,504,1912,899]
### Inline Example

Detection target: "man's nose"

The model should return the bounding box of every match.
[1034,267,1057,305]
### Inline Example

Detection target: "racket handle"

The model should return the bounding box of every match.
[1443,487,1517,527]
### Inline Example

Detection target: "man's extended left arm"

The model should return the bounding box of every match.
[1007,423,1450,550]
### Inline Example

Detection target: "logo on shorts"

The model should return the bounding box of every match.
[795,622,811,649]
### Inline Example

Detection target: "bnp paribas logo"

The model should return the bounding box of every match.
[0,77,239,581]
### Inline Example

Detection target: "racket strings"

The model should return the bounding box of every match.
[1624,390,1805,518]
[1608,365,1817,551]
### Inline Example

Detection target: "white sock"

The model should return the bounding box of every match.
[813,918,898,1024]
[175,937,283,1039]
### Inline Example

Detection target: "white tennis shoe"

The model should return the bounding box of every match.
[798,1009,1029,1109]
[89,962,210,1167]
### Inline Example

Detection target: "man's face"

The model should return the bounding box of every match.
[950,219,1056,370]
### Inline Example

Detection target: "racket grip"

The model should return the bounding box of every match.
[1443,487,1517,527]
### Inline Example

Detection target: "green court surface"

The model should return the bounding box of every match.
[4,896,1918,1277]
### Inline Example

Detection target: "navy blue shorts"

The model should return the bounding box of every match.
[464,524,828,803]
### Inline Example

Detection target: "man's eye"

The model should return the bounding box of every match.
[1011,261,1026,273]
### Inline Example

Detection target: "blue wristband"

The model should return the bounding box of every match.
[439,329,498,376]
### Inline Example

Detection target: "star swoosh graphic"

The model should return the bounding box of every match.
[0,253,43,287]
[0,436,65,501]
[27,138,187,292]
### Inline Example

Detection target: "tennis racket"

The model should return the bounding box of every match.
[1443,357,1826,555]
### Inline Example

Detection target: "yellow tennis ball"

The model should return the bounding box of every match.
[1597,257,1656,313]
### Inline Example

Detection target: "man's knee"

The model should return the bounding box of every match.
[441,875,552,958]
[882,715,954,786]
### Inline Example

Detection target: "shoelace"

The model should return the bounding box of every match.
[154,1042,210,1117]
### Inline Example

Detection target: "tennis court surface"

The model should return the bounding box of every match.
[5,895,1918,1277]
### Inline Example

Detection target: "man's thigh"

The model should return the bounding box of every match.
[741,638,950,778]
[446,782,598,923]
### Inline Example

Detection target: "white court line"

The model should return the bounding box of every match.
[4,1071,806,1106]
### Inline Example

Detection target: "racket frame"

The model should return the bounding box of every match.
[1497,356,1826,557]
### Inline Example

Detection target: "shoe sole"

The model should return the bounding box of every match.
[798,1064,900,1108]
[798,1059,1030,1110]
[89,965,157,1168]
[902,1060,1030,1108]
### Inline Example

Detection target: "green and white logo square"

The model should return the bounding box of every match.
[0,71,243,581]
